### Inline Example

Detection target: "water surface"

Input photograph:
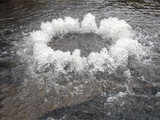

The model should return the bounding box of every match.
[0,0,160,120]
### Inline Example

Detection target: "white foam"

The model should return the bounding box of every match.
[81,13,98,33]
[110,46,128,66]
[41,21,54,36]
[70,49,87,71]
[88,48,114,72]
[26,13,145,74]
[50,17,80,36]
[31,30,51,43]
[49,18,65,36]
[33,43,53,64]
[98,18,133,40]
[64,17,80,33]
[48,49,88,72]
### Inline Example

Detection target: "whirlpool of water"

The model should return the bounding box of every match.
[0,0,160,120]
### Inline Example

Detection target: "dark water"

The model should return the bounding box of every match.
[49,33,107,57]
[0,0,160,120]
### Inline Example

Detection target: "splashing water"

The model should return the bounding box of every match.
[18,13,147,100]
[21,13,145,74]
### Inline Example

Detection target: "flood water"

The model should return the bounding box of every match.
[0,0,160,120]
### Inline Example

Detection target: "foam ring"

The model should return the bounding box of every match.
[30,13,143,73]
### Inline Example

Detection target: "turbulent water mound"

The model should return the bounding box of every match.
[28,13,144,73]
[2,13,147,120]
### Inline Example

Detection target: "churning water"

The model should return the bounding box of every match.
[0,0,160,120]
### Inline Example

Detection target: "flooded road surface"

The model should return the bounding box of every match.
[0,0,160,120]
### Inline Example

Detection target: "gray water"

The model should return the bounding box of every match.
[0,0,160,120]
